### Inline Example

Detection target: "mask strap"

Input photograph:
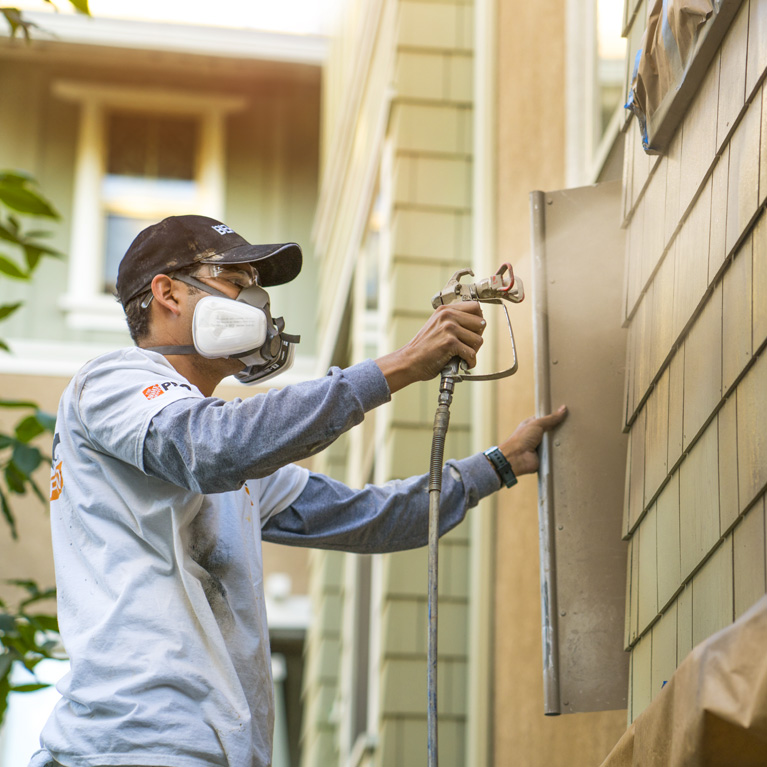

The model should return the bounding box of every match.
[172,273,229,299]
[142,274,227,357]
[143,345,197,355]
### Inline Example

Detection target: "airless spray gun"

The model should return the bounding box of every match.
[426,263,524,767]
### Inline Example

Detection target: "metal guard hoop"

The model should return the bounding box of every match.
[443,303,519,382]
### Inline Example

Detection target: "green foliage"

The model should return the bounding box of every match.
[0,173,62,304]
[1,1,91,41]
[0,169,63,723]
[0,0,86,733]
[0,7,41,40]
[0,580,60,728]
[0,171,61,539]
[0,172,63,346]
[0,402,56,538]
[0,171,59,219]
[62,0,90,15]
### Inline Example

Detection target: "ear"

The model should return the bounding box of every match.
[150,273,184,316]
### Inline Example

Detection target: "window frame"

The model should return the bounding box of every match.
[52,81,246,330]
[565,0,628,186]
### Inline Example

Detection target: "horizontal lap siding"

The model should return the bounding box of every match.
[377,3,474,765]
[622,0,767,720]
[305,0,477,760]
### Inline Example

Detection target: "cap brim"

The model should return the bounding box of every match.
[199,242,302,287]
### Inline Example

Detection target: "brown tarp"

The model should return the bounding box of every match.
[626,0,741,152]
[634,0,714,118]
[599,595,767,766]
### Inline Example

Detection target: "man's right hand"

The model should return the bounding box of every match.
[375,302,486,393]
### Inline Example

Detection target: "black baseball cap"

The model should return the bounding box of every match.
[116,215,303,306]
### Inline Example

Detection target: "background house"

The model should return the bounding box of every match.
[301,0,627,765]
[0,4,326,764]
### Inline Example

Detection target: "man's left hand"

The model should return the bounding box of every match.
[499,405,568,477]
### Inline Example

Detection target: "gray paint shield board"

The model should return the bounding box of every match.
[530,181,629,714]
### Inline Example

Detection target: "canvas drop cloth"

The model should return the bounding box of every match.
[599,595,767,766]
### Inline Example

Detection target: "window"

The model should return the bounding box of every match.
[53,82,245,330]
[566,0,627,185]
[596,0,627,139]
[102,112,199,293]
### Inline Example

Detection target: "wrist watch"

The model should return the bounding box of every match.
[483,446,518,488]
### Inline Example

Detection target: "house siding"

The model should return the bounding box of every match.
[380,4,476,759]
[302,0,477,764]
[621,0,767,721]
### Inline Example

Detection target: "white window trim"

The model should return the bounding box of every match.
[566,0,627,186]
[468,0,498,764]
[52,81,246,331]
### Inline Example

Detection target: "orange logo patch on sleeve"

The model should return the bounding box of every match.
[50,462,63,501]
[142,384,165,400]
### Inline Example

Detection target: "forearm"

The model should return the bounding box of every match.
[261,453,500,553]
[142,360,390,493]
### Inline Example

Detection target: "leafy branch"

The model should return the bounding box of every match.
[0,171,63,726]
[0,0,89,732]
[0,580,60,727]
[0,401,56,539]
[0,170,61,540]
[1,0,90,41]
[0,174,63,355]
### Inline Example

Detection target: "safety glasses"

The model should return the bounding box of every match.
[202,263,260,289]
[138,263,261,309]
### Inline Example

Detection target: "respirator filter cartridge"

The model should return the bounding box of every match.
[192,296,268,359]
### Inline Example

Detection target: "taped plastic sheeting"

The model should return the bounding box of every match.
[625,0,745,153]
[599,595,767,766]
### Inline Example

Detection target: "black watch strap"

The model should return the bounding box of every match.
[483,446,518,488]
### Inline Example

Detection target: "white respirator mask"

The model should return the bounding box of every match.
[146,274,300,385]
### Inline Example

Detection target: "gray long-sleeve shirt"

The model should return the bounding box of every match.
[143,357,501,552]
[34,349,500,767]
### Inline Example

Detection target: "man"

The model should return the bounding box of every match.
[33,215,566,767]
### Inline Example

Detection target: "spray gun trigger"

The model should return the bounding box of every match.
[431,268,474,308]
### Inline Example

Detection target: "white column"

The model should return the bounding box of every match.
[468,0,498,763]
[66,98,105,303]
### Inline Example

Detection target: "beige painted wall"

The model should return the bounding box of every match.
[0,374,68,610]
[492,0,627,763]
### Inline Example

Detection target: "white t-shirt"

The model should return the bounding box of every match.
[35,348,308,767]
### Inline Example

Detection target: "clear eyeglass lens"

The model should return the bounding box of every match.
[208,264,259,289]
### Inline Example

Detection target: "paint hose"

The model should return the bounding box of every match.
[427,369,457,767]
